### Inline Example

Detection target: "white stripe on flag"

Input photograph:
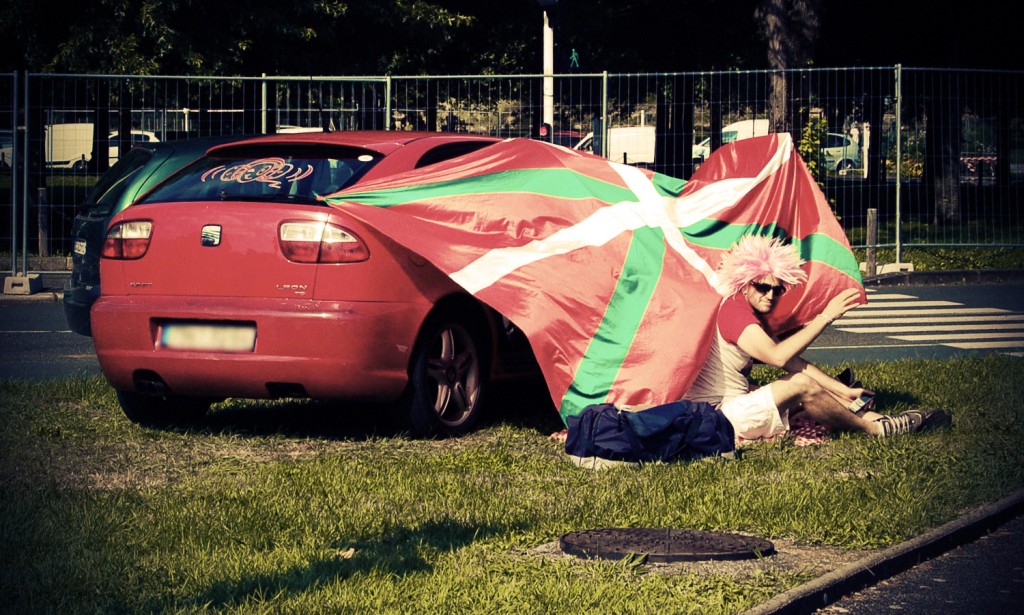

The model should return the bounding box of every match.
[450,134,792,294]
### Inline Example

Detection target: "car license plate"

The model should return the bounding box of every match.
[160,322,256,352]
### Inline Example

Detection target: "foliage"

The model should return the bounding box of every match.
[2,1,1019,77]
[2,357,1023,612]
[0,0,484,76]
[883,125,926,179]
[796,114,827,178]
[796,114,842,214]
[853,246,1024,272]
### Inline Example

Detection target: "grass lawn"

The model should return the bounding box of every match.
[2,355,1022,613]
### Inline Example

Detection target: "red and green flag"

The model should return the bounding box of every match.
[324,133,863,423]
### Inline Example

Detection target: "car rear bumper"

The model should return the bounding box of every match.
[63,280,99,337]
[91,295,428,401]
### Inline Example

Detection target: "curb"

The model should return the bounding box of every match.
[0,290,62,302]
[743,489,1024,615]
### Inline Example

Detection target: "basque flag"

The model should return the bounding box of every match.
[324,133,863,423]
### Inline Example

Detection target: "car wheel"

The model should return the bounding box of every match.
[836,159,854,172]
[116,390,211,427]
[404,313,488,437]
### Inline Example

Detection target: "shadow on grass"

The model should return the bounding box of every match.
[172,374,563,442]
[173,518,525,611]
[870,389,923,413]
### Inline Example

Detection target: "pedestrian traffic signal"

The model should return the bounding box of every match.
[539,123,552,142]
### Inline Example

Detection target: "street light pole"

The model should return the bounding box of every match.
[543,9,554,129]
[537,1,558,131]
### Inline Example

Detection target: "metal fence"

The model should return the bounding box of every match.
[2,67,1022,275]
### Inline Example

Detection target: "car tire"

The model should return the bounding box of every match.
[116,390,211,427]
[403,311,488,437]
[836,159,854,172]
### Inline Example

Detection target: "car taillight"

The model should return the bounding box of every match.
[101,221,153,259]
[278,221,369,264]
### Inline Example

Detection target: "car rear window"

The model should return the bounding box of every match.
[138,145,382,205]
[85,147,156,215]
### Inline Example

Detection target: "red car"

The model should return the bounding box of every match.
[92,131,537,435]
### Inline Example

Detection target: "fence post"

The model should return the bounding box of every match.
[37,187,48,258]
[9,71,19,276]
[866,207,877,277]
[894,64,903,264]
[261,73,267,134]
[600,71,608,159]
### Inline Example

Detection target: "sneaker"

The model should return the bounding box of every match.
[837,367,862,389]
[919,409,952,432]
[875,411,924,437]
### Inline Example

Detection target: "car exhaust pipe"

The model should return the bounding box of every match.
[132,370,170,394]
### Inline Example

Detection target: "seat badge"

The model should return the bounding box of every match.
[201,225,222,247]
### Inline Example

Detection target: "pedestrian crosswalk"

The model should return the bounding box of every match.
[833,290,1024,356]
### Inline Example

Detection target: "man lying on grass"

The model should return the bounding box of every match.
[683,234,950,444]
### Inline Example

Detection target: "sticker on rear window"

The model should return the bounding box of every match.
[202,158,314,189]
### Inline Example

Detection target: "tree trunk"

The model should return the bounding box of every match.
[924,74,962,224]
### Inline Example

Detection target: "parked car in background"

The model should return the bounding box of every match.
[536,129,584,149]
[107,130,159,166]
[64,134,253,336]
[691,119,771,165]
[91,131,537,436]
[820,132,862,172]
[0,129,13,169]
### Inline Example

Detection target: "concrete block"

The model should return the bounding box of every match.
[3,274,42,295]
[877,262,915,274]
[860,262,915,275]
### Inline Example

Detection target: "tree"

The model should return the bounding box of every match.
[755,0,820,133]
[0,0,487,76]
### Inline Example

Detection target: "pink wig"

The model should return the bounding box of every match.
[715,234,808,297]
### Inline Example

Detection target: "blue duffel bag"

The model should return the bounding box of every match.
[565,400,735,466]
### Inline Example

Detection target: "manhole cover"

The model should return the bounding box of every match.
[559,528,775,562]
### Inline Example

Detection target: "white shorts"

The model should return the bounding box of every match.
[720,385,790,441]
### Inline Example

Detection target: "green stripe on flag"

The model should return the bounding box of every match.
[682,220,861,283]
[330,168,639,208]
[792,234,863,284]
[681,219,777,249]
[652,172,687,197]
[559,226,667,420]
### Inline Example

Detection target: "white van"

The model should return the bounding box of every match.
[692,119,770,163]
[45,123,94,171]
[574,125,656,165]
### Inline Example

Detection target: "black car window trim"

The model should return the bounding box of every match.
[415,141,495,168]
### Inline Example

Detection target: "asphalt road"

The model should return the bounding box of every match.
[805,282,1024,364]
[818,515,1024,614]
[0,297,101,380]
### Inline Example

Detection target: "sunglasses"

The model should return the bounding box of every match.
[749,281,787,296]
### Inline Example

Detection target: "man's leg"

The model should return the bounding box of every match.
[769,373,884,436]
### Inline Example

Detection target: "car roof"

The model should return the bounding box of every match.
[205,131,501,157]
